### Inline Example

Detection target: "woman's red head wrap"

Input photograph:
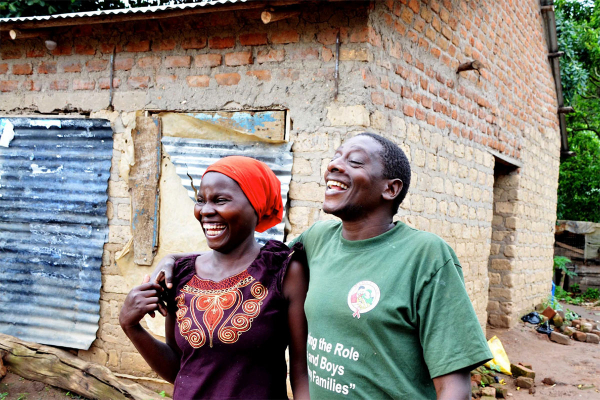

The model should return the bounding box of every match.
[203,156,283,233]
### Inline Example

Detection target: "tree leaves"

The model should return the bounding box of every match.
[556,0,600,222]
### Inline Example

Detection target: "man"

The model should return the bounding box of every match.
[152,133,492,399]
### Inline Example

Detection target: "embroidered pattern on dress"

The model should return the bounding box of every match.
[176,270,268,348]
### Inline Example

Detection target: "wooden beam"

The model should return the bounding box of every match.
[548,51,565,58]
[555,241,585,255]
[457,60,485,73]
[558,106,575,114]
[9,29,50,40]
[488,148,523,169]
[0,1,305,31]
[261,9,300,24]
[129,116,161,266]
[0,333,161,400]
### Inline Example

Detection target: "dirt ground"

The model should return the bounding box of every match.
[1,301,600,400]
[0,372,89,400]
[490,302,600,400]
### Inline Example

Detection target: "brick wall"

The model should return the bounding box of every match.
[0,0,561,378]
[364,0,560,326]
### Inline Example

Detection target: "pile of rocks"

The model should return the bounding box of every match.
[470,366,508,399]
[511,363,536,393]
[470,363,539,398]
[549,317,600,345]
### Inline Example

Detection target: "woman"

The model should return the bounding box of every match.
[119,156,309,400]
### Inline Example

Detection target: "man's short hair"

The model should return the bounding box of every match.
[357,132,411,214]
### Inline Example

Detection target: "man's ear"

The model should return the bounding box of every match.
[382,179,403,202]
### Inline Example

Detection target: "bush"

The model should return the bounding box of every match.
[570,283,581,293]
[584,287,600,300]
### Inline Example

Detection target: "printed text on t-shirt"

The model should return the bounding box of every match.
[307,332,359,395]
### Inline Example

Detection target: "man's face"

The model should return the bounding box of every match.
[323,135,388,220]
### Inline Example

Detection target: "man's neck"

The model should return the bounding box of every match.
[340,213,395,241]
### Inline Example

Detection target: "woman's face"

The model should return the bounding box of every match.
[194,172,258,253]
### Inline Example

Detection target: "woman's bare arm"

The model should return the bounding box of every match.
[283,259,310,400]
[119,275,181,383]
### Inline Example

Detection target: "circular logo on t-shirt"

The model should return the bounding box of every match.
[347,281,380,319]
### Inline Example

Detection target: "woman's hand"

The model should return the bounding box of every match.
[119,275,163,331]
[118,274,182,383]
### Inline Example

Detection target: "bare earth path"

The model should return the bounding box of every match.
[490,303,600,400]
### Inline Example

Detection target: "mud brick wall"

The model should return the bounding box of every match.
[0,0,560,379]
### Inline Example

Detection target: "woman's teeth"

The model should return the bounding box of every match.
[327,180,348,190]
[203,223,226,236]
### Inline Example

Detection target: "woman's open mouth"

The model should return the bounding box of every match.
[202,223,226,237]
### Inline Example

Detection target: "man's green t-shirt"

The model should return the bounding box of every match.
[290,220,492,399]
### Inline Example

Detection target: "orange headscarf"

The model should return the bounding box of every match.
[203,156,283,233]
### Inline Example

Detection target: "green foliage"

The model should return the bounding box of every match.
[543,294,564,311]
[159,391,167,397]
[570,282,581,293]
[555,284,599,304]
[555,285,569,299]
[0,0,128,18]
[584,287,600,300]
[557,132,600,222]
[0,0,219,18]
[553,256,576,277]
[556,0,600,222]
[0,393,7,400]
[16,394,28,400]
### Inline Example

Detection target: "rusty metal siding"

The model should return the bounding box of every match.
[0,118,113,350]
[161,137,292,244]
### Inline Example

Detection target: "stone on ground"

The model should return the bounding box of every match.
[516,376,534,389]
[542,377,556,385]
[552,313,564,328]
[563,326,576,336]
[511,363,535,379]
[550,331,572,345]
[586,333,599,344]
[481,386,496,396]
[573,331,588,342]
[491,383,508,398]
[541,306,557,320]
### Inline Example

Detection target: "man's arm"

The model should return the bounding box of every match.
[150,253,197,290]
[432,369,471,400]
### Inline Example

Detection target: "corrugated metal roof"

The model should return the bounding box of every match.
[161,137,292,245]
[0,0,245,23]
[0,117,113,350]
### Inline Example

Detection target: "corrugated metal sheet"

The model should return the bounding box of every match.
[161,137,292,244]
[0,117,113,350]
[0,0,245,23]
